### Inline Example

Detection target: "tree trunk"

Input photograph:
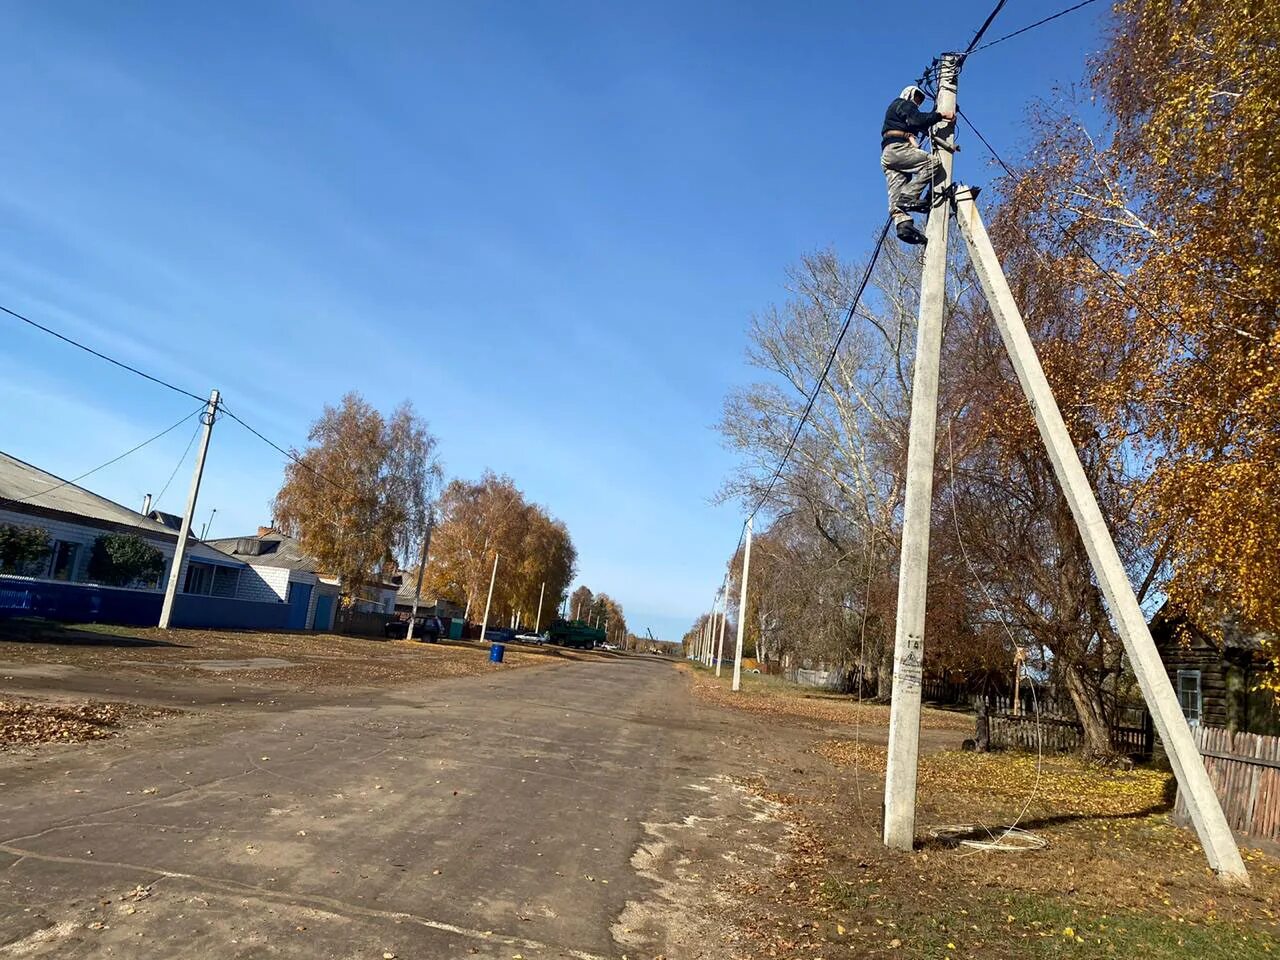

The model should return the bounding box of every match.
[1060,659,1116,759]
[876,647,894,701]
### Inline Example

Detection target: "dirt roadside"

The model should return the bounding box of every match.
[683,665,1280,960]
[0,619,600,747]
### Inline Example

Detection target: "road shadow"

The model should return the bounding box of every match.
[0,618,186,649]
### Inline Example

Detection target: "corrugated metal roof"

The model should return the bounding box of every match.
[0,450,240,566]
[206,531,320,572]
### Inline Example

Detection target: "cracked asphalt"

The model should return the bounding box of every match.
[0,655,734,959]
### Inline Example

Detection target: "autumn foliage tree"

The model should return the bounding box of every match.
[272,393,441,597]
[422,472,575,628]
[995,0,1280,689]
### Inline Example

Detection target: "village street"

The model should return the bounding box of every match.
[0,654,803,959]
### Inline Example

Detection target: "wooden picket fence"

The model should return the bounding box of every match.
[1175,726,1280,846]
[986,711,1154,757]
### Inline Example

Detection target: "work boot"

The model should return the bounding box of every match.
[899,197,932,214]
[896,220,927,245]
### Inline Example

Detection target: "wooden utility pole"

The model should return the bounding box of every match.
[405,514,435,642]
[884,52,960,850]
[479,553,499,642]
[159,389,219,630]
[731,516,753,692]
[952,186,1248,884]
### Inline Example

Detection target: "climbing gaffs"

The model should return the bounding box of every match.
[880,84,954,246]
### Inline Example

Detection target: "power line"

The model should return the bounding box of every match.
[963,0,1011,55]
[218,404,361,500]
[955,106,1215,367]
[743,218,894,532]
[1,304,206,404]
[970,0,1104,54]
[0,405,206,510]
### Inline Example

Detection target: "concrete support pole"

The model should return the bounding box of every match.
[714,582,728,677]
[159,389,219,629]
[480,553,499,643]
[535,581,546,634]
[731,516,753,692]
[405,516,434,642]
[883,54,960,850]
[952,189,1248,884]
[715,606,728,674]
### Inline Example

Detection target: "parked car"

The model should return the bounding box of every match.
[383,615,443,641]
[483,626,516,644]
[514,632,545,645]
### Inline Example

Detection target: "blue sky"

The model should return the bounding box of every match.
[0,1,1107,641]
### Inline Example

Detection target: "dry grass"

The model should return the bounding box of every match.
[689,666,1280,959]
[0,619,575,690]
[685,662,974,732]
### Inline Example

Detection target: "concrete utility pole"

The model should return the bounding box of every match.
[952,188,1248,884]
[731,516,753,692]
[479,553,499,643]
[405,515,435,642]
[534,581,546,634]
[159,389,219,630]
[883,53,960,851]
[706,603,716,667]
[713,578,728,677]
[715,604,728,676]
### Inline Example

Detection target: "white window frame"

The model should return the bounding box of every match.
[1177,669,1202,726]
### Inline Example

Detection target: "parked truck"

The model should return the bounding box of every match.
[547,618,606,649]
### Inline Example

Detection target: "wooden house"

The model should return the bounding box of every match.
[1150,605,1279,736]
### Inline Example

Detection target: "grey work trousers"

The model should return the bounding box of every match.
[881,141,939,224]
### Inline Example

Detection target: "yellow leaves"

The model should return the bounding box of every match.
[816,743,1172,820]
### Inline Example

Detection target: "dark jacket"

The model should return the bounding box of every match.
[881,98,943,149]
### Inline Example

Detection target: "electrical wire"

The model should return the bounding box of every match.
[2,301,374,508]
[1,304,207,404]
[0,405,206,510]
[970,0,1104,53]
[962,0,1011,55]
[955,106,1222,370]
[217,403,363,502]
[939,419,1047,853]
[743,218,895,532]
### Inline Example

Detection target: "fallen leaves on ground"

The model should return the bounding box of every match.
[691,675,1280,959]
[817,741,1171,819]
[0,697,177,747]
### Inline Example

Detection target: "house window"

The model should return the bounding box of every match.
[183,562,214,595]
[48,541,81,581]
[1177,669,1202,725]
[211,566,239,598]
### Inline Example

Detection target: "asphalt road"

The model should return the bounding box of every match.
[0,656,763,959]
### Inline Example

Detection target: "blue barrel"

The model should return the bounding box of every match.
[489,642,506,663]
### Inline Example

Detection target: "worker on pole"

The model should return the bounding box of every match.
[881,84,954,246]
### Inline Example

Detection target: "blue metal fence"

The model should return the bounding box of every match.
[0,576,291,631]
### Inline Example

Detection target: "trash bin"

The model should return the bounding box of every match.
[489,642,505,664]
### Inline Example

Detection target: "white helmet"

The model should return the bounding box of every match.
[899,85,927,104]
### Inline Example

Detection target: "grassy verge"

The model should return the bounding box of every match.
[691,667,1280,958]
[685,661,974,732]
